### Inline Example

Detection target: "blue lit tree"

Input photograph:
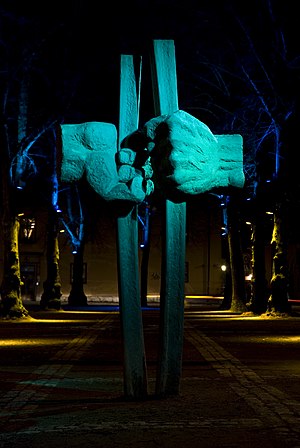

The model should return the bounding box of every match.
[59,183,87,307]
[181,1,300,315]
[0,6,62,317]
[216,193,247,313]
[0,4,93,315]
[224,1,299,315]
[39,127,63,310]
[0,109,28,318]
[0,40,33,317]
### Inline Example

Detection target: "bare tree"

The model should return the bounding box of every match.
[40,129,62,310]
[181,1,300,315]
[0,45,32,318]
[0,111,29,318]
[217,193,247,312]
[60,184,87,306]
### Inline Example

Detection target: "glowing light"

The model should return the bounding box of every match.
[21,217,36,239]
[54,204,62,213]
[266,211,273,215]
[221,264,227,272]
[245,273,253,281]
[0,338,73,347]
[245,221,252,225]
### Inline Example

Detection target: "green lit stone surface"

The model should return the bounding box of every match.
[60,110,244,204]
[142,109,245,196]
[60,122,152,203]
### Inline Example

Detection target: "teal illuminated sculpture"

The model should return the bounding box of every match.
[59,121,153,202]
[59,111,243,201]
[58,40,244,400]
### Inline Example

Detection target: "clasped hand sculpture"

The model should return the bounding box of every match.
[58,110,244,201]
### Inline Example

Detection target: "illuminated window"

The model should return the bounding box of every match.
[20,217,36,242]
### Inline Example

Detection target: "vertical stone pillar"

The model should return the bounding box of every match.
[117,55,148,399]
[151,40,186,396]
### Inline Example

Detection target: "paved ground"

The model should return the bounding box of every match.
[1,299,300,447]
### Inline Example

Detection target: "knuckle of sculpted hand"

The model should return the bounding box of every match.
[118,148,136,165]
[130,177,146,201]
[118,165,135,182]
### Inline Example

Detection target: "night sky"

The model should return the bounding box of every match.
[1,1,299,154]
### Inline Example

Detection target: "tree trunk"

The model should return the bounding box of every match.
[68,243,88,306]
[247,203,268,314]
[0,216,29,318]
[267,201,291,314]
[227,194,248,313]
[219,265,232,310]
[40,209,62,310]
[0,117,29,319]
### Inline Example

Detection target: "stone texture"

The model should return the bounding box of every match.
[60,122,152,203]
[143,110,245,196]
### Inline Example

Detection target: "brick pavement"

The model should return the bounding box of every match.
[1,302,300,447]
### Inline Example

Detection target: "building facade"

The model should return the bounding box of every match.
[3,196,228,302]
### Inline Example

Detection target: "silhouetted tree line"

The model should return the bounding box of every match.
[1,1,300,320]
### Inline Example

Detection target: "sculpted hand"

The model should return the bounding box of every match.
[140,110,245,199]
[58,122,153,203]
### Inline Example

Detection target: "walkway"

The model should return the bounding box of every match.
[1,300,300,447]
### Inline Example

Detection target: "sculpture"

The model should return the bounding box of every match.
[58,110,244,201]
[57,40,244,400]
[58,121,153,203]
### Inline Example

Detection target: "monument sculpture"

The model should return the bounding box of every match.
[58,110,243,201]
[57,40,245,400]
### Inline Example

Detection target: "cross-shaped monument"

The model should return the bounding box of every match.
[58,40,244,400]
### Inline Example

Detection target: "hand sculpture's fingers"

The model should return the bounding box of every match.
[118,165,136,183]
[128,176,154,202]
[117,145,154,199]
[108,175,146,203]
[60,121,154,205]
[117,148,137,165]
[118,162,153,183]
